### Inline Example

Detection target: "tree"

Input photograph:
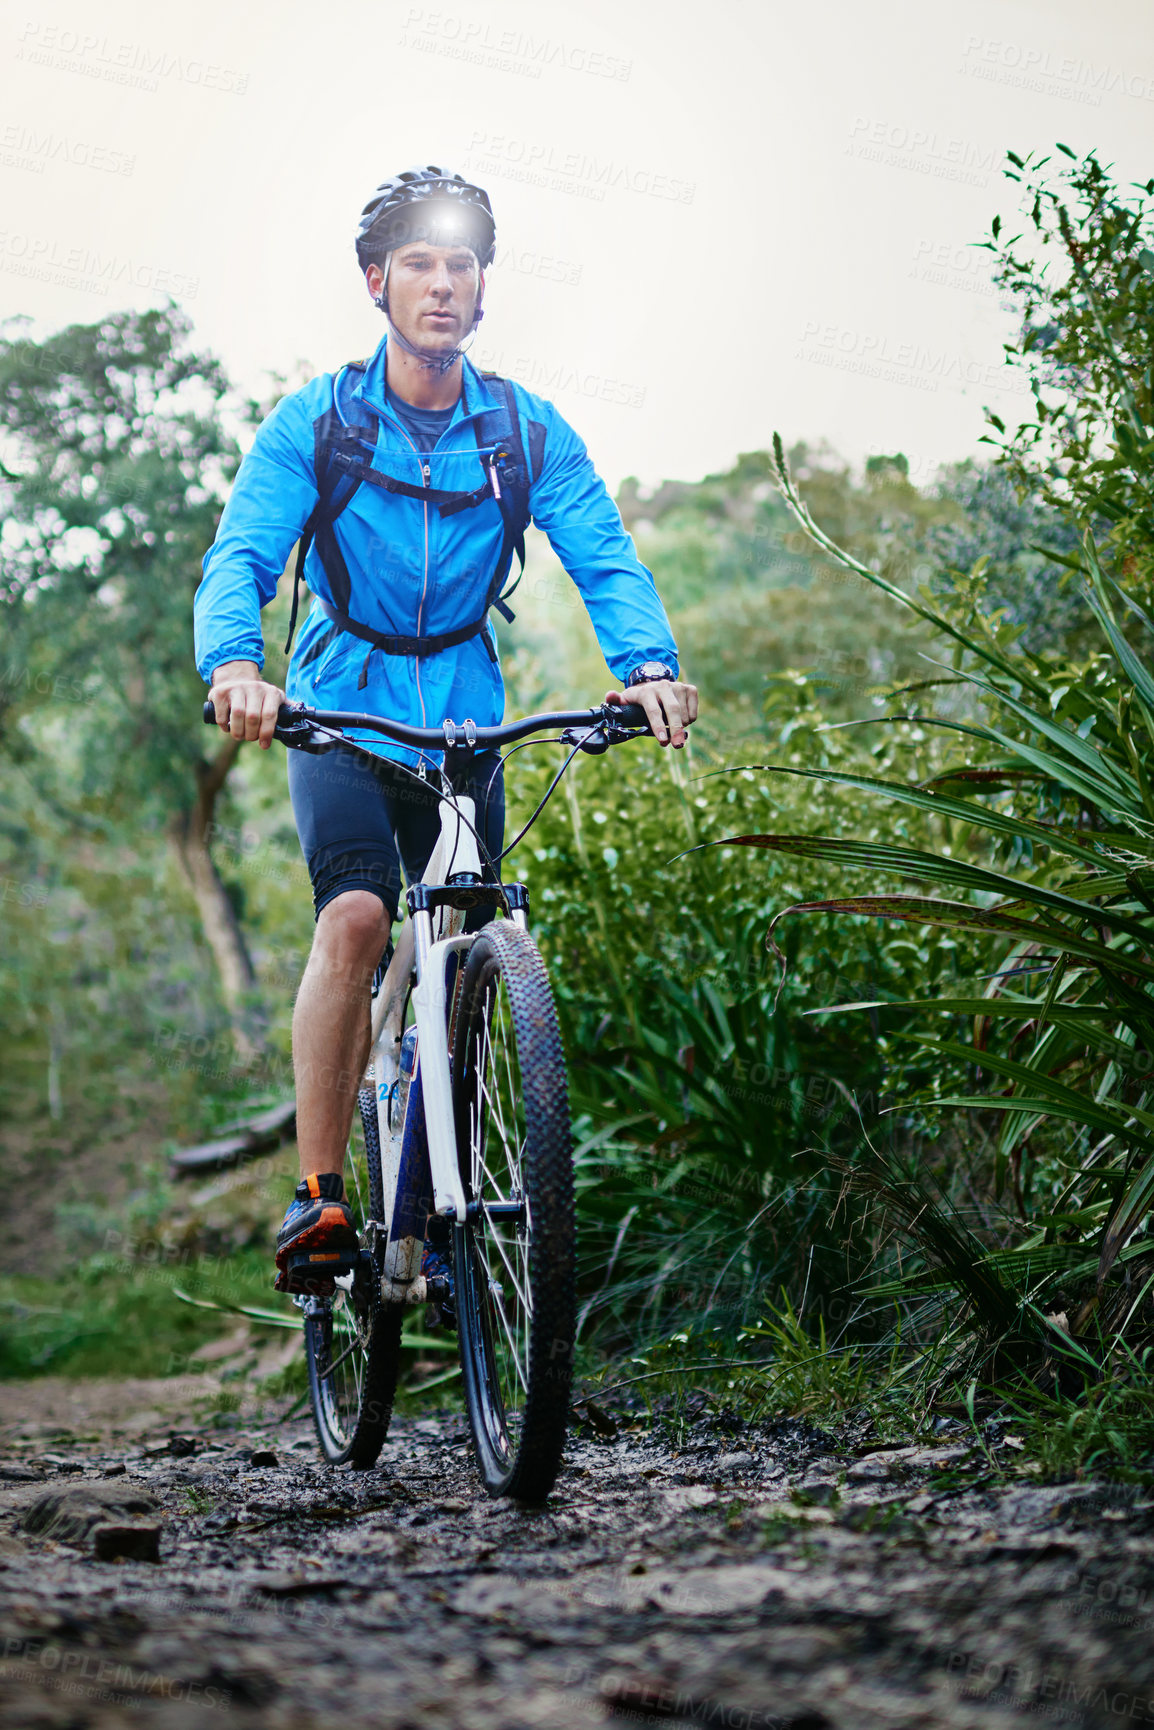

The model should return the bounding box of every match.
[0,306,266,1050]
[980,145,1154,601]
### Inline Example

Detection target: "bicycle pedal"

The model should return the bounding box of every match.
[425,1276,456,1333]
[275,1248,359,1296]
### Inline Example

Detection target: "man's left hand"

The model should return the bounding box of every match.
[606,677,699,748]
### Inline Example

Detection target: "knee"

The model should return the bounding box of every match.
[314,891,391,969]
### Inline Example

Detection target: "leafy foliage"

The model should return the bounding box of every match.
[703,150,1154,1425]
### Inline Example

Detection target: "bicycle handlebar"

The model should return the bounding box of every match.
[201,697,652,752]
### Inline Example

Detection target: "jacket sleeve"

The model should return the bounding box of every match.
[193,388,321,684]
[525,400,679,685]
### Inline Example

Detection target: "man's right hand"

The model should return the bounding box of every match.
[208,661,286,750]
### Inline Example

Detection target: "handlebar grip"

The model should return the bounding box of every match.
[203,700,216,725]
[613,701,649,730]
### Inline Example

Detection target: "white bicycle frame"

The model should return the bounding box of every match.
[365,790,527,1304]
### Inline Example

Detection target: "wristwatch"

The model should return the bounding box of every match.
[625,660,676,688]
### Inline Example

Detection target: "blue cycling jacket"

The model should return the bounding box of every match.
[194,333,678,762]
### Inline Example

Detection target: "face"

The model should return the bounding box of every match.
[367,241,481,352]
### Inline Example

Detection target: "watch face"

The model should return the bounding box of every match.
[635,662,672,680]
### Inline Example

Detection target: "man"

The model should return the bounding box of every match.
[195,165,697,1295]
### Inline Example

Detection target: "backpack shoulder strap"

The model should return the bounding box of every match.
[283,361,376,655]
[472,373,547,624]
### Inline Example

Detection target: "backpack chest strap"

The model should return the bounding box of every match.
[316,595,498,689]
[330,448,500,516]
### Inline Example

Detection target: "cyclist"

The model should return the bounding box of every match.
[194,165,697,1296]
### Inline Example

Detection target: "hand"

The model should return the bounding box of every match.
[606,676,699,748]
[208,660,286,750]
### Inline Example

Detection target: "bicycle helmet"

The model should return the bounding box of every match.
[355,166,496,269]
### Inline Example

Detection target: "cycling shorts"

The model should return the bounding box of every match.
[287,746,505,925]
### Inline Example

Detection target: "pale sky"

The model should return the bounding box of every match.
[2,0,1152,489]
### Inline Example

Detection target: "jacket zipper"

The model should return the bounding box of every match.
[416,456,431,727]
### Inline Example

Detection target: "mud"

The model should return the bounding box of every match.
[1,1382,1152,1728]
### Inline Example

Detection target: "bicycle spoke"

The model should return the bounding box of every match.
[305,1086,399,1468]
[486,1280,529,1394]
[479,1219,532,1314]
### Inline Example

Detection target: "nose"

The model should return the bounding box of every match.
[429,260,454,298]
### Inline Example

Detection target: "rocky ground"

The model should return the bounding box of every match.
[1,1377,1153,1729]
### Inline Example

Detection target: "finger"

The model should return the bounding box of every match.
[210,686,231,730]
[241,691,266,744]
[604,688,625,706]
[655,684,687,748]
[227,691,249,741]
[258,688,281,750]
[638,689,668,745]
[683,682,699,724]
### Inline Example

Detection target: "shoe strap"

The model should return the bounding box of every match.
[295,1172,345,1203]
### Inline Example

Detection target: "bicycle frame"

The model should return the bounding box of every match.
[367,790,528,1305]
[199,695,649,1313]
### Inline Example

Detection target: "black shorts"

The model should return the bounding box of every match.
[287,747,505,924]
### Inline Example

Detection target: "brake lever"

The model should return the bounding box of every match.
[272,702,344,754]
[601,700,651,744]
[200,699,344,755]
[559,723,611,755]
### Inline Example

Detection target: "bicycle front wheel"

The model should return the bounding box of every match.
[304,1087,402,1468]
[450,920,575,1502]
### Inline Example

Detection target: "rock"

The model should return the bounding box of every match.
[249,1449,278,1468]
[0,1465,46,1483]
[252,1572,347,1596]
[798,1477,839,1506]
[715,1451,755,1473]
[846,1445,973,1484]
[22,1481,161,1543]
[92,1523,161,1562]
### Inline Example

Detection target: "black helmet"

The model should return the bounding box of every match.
[355,166,496,270]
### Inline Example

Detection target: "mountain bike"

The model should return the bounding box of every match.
[204,695,651,1502]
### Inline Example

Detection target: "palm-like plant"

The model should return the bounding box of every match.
[694,148,1154,1378]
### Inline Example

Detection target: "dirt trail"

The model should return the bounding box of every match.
[1,1377,1152,1729]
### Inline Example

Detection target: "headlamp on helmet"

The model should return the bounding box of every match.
[355,166,496,271]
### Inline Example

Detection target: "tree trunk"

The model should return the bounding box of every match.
[169,738,262,1063]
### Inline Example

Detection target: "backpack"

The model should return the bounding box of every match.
[283,362,545,688]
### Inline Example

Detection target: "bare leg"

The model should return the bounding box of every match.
[291,890,391,1180]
